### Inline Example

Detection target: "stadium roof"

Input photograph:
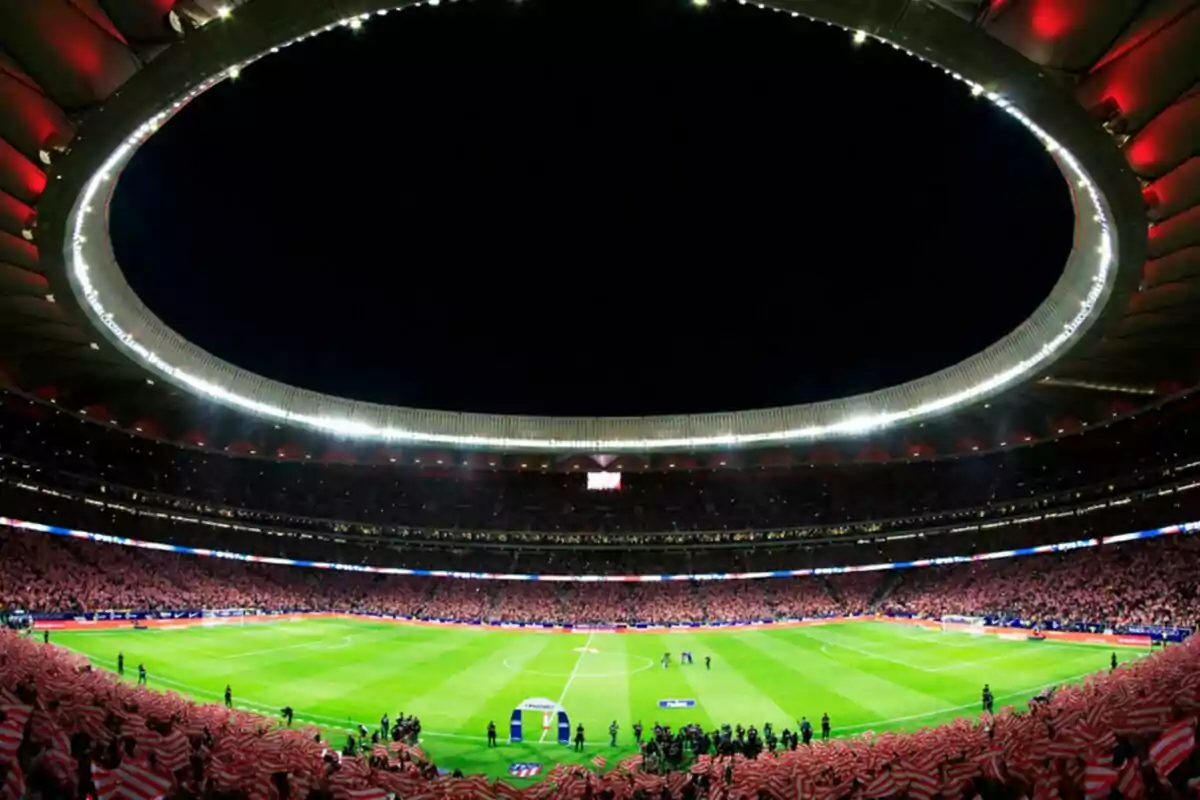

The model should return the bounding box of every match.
[0,0,1195,464]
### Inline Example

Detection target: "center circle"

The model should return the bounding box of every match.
[109,0,1072,417]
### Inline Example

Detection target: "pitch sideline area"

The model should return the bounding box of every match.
[53,618,1141,781]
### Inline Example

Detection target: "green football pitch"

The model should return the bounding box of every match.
[53,618,1142,782]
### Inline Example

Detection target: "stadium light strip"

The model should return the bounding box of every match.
[66,3,1114,451]
[0,513,1193,582]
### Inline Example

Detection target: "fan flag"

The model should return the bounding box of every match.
[0,721,22,765]
[508,763,542,778]
[1149,717,1197,777]
[337,789,390,800]
[1,761,24,800]
[2,605,1200,800]
[1082,763,1118,800]
[1115,759,1144,800]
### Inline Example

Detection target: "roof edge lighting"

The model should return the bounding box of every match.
[60,0,1125,452]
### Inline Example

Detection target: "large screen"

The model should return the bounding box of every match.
[586,472,622,491]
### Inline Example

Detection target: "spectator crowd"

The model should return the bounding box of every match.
[3,394,1200,796]
[0,505,1198,799]
[1,606,1198,800]
[4,466,1200,579]
[4,391,1200,535]
[1,527,1198,633]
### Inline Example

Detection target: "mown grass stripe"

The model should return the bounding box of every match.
[54,619,1128,781]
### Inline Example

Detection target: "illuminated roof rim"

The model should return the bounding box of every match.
[47,0,1137,452]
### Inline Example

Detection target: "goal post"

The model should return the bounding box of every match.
[201,608,257,627]
[940,615,988,635]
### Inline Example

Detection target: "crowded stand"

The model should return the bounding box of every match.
[12,445,1197,553]
[1,563,1200,800]
[411,581,492,622]
[4,464,1200,576]
[822,574,880,617]
[5,395,1200,799]
[882,534,1200,631]
[765,580,847,621]
[491,584,564,625]
[2,532,1200,800]
[628,584,705,626]
[1,527,1197,634]
[4,393,1200,535]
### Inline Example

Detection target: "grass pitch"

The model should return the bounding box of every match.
[54,618,1141,782]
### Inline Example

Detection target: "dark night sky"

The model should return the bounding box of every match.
[110,0,1073,417]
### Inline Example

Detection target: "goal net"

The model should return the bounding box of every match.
[940,615,988,635]
[201,608,257,627]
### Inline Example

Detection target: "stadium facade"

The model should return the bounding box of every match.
[3,8,1200,793]
[0,0,1197,468]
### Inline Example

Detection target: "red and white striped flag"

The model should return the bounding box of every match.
[591,754,607,770]
[207,756,241,789]
[1082,762,1118,800]
[617,754,641,772]
[0,721,22,766]
[155,728,191,773]
[91,763,118,800]
[335,787,390,800]
[1,760,24,800]
[0,704,31,730]
[1116,759,1144,800]
[862,769,898,798]
[33,747,76,790]
[492,779,522,800]
[1125,704,1172,735]
[1149,718,1197,778]
[908,771,938,800]
[115,759,173,800]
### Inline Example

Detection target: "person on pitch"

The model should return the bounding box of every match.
[1111,652,1118,671]
[609,720,619,746]
[705,655,711,670]
[821,713,831,741]
[487,721,497,747]
[661,652,670,669]
[799,717,813,746]
[117,652,124,676]
[633,721,643,745]
[574,723,586,752]
[224,685,233,708]
[381,713,389,739]
[281,706,294,726]
[981,684,994,714]
[137,664,147,686]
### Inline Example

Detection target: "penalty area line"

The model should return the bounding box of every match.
[541,631,595,743]
[837,666,1106,731]
[219,636,352,660]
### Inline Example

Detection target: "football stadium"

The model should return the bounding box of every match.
[3,0,1200,799]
